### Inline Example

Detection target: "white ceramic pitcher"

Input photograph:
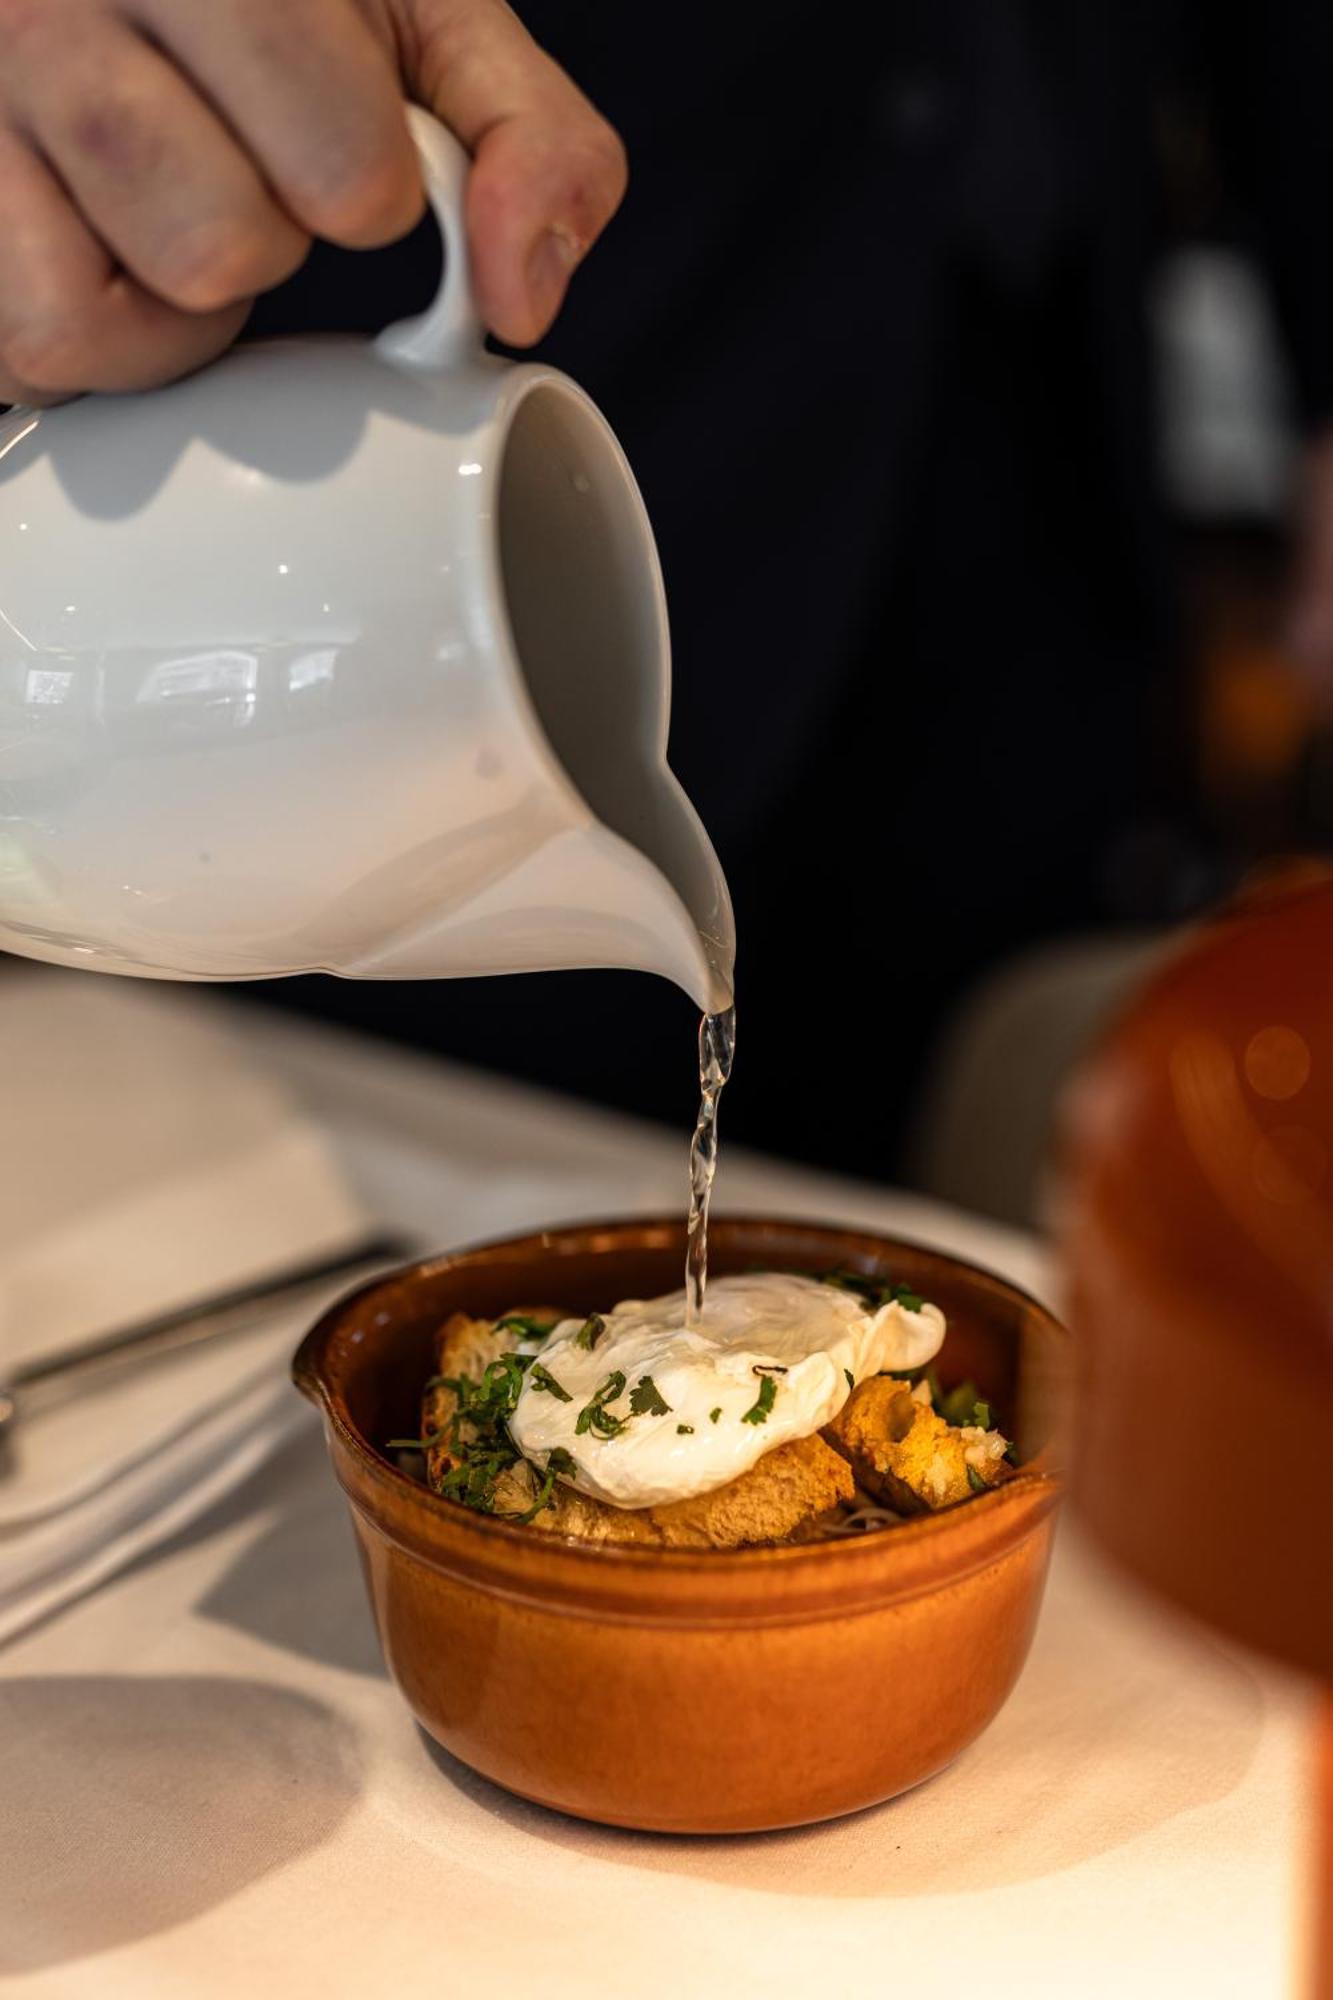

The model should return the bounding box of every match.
[0,110,734,1012]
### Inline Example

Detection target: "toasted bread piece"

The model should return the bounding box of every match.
[824,1375,1012,1512]
[642,1433,853,1548]
[498,1432,853,1548]
[421,1309,853,1549]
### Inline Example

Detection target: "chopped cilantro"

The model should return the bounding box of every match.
[936,1378,982,1427]
[630,1374,672,1417]
[972,1398,992,1430]
[741,1375,778,1425]
[844,1368,855,1393]
[574,1313,606,1351]
[574,1370,628,1439]
[966,1464,989,1495]
[709,1407,722,1424]
[494,1314,558,1340]
[405,1351,548,1517]
[528,1362,572,1402]
[676,1423,694,1435]
[817,1267,925,1314]
[546,1446,577,1478]
[752,1362,789,1375]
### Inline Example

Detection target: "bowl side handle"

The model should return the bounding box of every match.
[291,1320,328,1406]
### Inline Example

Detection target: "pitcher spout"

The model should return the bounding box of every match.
[339,794,733,1013]
[620,765,735,1012]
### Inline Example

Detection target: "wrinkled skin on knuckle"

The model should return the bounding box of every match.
[51,74,172,188]
[64,94,168,182]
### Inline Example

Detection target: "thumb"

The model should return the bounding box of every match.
[388,0,627,345]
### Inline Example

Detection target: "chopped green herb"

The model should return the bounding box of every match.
[752,1362,789,1376]
[971,1399,992,1430]
[676,1423,694,1435]
[817,1266,925,1314]
[966,1464,989,1495]
[406,1351,553,1518]
[844,1368,855,1393]
[574,1370,628,1439]
[709,1407,722,1424]
[546,1446,577,1478]
[494,1314,558,1340]
[741,1375,778,1425]
[528,1362,572,1402]
[1004,1438,1021,1466]
[581,1407,628,1440]
[936,1378,982,1428]
[629,1374,672,1417]
[574,1313,606,1352]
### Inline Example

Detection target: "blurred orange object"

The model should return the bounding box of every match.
[1059,863,1333,1994]
[1060,863,1333,1671]
[1202,639,1317,796]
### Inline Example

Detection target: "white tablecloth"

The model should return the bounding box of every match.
[0,993,1315,1999]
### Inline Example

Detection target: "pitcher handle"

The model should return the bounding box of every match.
[374,107,483,370]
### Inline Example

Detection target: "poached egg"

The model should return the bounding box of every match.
[507,1271,945,1509]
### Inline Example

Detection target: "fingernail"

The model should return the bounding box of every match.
[525,225,585,331]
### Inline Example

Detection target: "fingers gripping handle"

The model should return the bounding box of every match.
[375,108,483,368]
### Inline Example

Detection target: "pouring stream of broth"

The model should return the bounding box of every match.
[685,1004,736,1325]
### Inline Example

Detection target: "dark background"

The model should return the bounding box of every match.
[232,0,1333,1182]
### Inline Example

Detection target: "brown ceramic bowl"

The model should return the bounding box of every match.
[293,1215,1065,1834]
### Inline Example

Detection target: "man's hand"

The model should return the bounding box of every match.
[0,0,627,405]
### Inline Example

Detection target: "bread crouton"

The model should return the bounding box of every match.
[494,1432,852,1549]
[642,1433,853,1548]
[824,1375,1012,1512]
[420,1309,853,1549]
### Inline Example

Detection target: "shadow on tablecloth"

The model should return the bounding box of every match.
[0,1672,361,1973]
[115,1423,388,1681]
[194,1426,389,1680]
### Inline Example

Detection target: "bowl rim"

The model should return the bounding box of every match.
[293,1212,1065,1579]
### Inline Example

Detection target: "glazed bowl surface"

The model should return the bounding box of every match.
[294,1215,1065,1833]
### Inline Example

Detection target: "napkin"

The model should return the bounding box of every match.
[0,968,371,1644]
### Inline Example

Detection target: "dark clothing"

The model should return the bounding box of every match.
[241,2,1333,1177]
